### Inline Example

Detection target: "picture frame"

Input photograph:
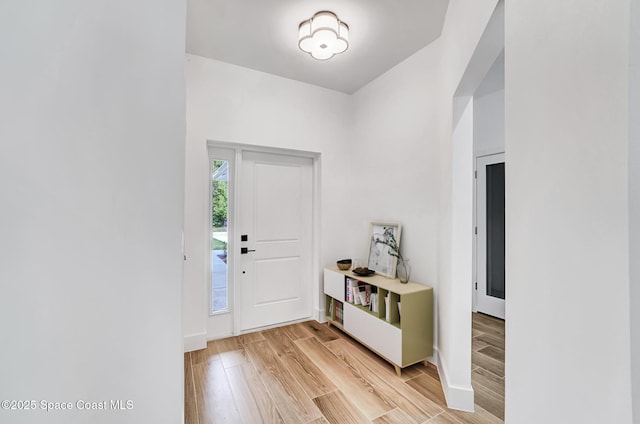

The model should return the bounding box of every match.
[367,222,402,278]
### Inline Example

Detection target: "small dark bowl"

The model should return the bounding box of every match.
[336,259,352,270]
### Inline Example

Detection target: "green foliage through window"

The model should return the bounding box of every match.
[212,160,228,229]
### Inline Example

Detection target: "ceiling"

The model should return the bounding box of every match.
[186,0,450,94]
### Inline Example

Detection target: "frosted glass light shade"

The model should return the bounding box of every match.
[335,22,349,53]
[298,11,349,60]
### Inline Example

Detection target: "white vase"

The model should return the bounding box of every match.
[397,259,411,283]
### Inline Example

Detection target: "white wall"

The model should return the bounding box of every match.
[505,1,633,423]
[474,89,504,155]
[630,0,640,421]
[474,53,505,155]
[0,1,185,423]
[183,55,352,344]
[351,43,442,295]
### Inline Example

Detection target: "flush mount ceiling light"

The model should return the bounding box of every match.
[298,11,349,60]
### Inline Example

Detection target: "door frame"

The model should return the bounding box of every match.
[206,140,321,338]
[473,151,505,316]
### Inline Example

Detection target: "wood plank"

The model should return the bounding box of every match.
[477,345,504,362]
[474,333,505,350]
[225,362,284,423]
[324,339,443,421]
[300,320,339,343]
[262,327,336,398]
[472,321,504,338]
[472,337,491,352]
[280,322,316,341]
[412,362,441,382]
[219,349,249,369]
[192,359,242,424]
[472,368,504,398]
[471,351,504,378]
[244,340,322,423]
[190,341,220,365]
[211,336,250,368]
[472,313,504,330]
[329,326,424,381]
[213,336,243,352]
[472,380,505,420]
[238,330,266,345]
[449,404,504,424]
[426,412,464,424]
[405,373,448,408]
[399,362,430,381]
[295,337,395,419]
[306,418,331,424]
[184,353,198,424]
[373,408,416,424]
[312,390,369,424]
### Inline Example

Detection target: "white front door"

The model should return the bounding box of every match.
[476,153,506,319]
[238,151,313,331]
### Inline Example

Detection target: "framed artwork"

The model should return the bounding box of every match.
[367,222,402,278]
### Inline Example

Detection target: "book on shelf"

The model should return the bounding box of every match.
[346,278,361,304]
[385,294,390,322]
[335,301,343,322]
[356,284,372,306]
[369,292,378,313]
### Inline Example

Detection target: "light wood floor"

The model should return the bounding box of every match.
[471,313,505,421]
[185,314,505,424]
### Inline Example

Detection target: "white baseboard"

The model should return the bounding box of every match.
[183,332,207,353]
[437,350,475,412]
[316,307,326,323]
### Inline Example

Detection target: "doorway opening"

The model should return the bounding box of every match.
[451,0,504,414]
[206,142,320,340]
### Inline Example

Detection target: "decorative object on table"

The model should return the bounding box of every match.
[396,258,411,284]
[353,258,365,269]
[352,267,375,276]
[336,258,352,270]
[367,222,402,279]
